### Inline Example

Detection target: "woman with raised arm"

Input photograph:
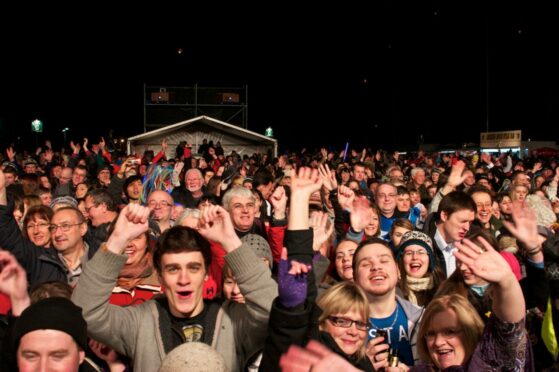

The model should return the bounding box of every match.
[411,235,533,371]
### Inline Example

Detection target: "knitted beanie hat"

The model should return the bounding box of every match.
[158,342,229,372]
[12,297,88,350]
[49,195,78,209]
[396,230,436,272]
[240,234,273,267]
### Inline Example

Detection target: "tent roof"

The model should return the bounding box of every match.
[128,115,277,144]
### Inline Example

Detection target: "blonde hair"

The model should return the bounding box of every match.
[417,294,484,366]
[317,281,370,360]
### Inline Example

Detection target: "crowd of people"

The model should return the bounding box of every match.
[0,136,558,371]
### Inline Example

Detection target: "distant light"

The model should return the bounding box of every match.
[517,29,522,34]
[265,127,274,137]
[363,79,368,84]
[177,48,183,54]
[62,127,69,132]
[434,11,438,16]
[120,139,125,143]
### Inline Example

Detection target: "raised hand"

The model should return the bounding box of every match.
[454,236,514,285]
[503,202,539,247]
[88,339,121,365]
[162,138,168,152]
[197,205,241,252]
[445,160,467,190]
[83,138,89,152]
[281,340,362,372]
[291,167,323,197]
[309,211,334,252]
[270,186,287,219]
[349,198,374,233]
[318,163,337,192]
[337,185,355,211]
[6,147,15,161]
[106,204,150,254]
[0,250,30,316]
[278,248,310,308]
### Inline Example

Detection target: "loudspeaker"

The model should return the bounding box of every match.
[151,92,170,103]
[218,93,240,104]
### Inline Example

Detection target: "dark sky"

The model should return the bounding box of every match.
[1,3,558,152]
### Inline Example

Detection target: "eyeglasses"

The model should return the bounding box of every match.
[48,222,84,232]
[327,316,369,331]
[403,249,428,258]
[424,328,463,341]
[27,223,50,230]
[148,200,172,208]
[84,204,97,213]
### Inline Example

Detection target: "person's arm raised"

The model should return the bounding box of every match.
[288,167,323,231]
[197,205,242,253]
[454,237,525,323]
[104,204,150,255]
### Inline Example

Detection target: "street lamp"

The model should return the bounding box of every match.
[62,127,70,145]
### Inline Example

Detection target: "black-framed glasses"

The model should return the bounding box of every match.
[327,316,369,331]
[48,222,84,232]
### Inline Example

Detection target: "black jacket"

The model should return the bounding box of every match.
[0,196,100,288]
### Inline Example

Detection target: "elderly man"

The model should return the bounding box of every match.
[147,190,175,234]
[172,168,206,208]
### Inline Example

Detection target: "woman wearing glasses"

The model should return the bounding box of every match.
[22,205,54,247]
[260,166,374,371]
[411,236,531,371]
[396,231,444,307]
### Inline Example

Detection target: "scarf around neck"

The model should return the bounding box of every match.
[406,276,434,305]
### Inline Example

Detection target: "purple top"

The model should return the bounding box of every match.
[411,315,533,371]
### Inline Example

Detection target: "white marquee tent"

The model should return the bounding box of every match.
[127,116,278,158]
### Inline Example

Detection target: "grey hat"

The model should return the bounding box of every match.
[158,342,228,372]
[49,195,78,209]
[241,234,273,267]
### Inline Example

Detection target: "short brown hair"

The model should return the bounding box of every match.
[153,226,211,273]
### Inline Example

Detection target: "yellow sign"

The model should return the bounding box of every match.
[480,130,521,148]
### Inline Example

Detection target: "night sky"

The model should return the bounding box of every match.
[1,3,558,153]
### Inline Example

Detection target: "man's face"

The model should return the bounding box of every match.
[412,170,426,185]
[228,196,256,232]
[257,182,274,200]
[126,180,142,200]
[354,243,399,297]
[396,193,411,212]
[50,209,86,253]
[24,164,37,174]
[18,329,84,372]
[72,169,87,186]
[84,196,105,227]
[514,173,530,187]
[352,165,366,182]
[59,168,72,185]
[471,192,492,225]
[97,170,111,185]
[375,184,397,216]
[185,171,203,193]
[39,192,52,206]
[51,165,62,179]
[4,172,17,186]
[440,209,475,242]
[147,191,173,222]
[159,251,208,318]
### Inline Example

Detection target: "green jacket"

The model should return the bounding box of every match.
[72,244,277,372]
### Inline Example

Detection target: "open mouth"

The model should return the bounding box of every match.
[369,274,386,283]
[436,349,454,361]
[409,263,422,273]
[176,290,192,299]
